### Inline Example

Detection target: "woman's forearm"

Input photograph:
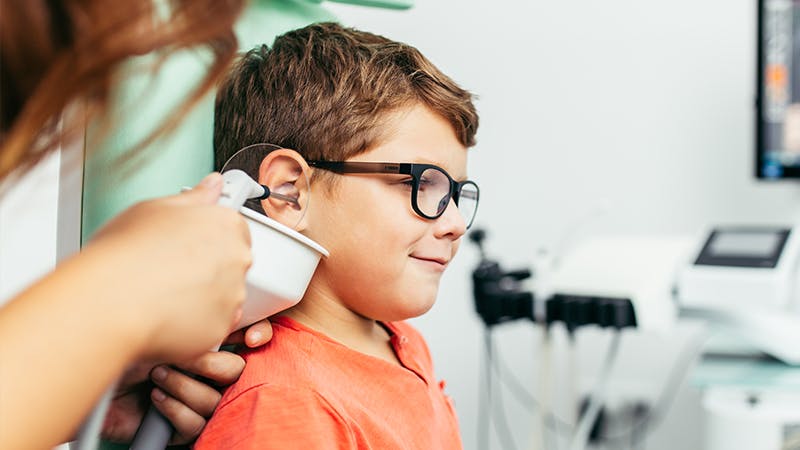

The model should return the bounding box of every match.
[0,179,251,449]
[0,246,147,450]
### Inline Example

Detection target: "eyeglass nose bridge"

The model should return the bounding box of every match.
[421,177,478,223]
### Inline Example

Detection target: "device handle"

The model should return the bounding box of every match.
[128,408,172,450]
[129,173,255,450]
[130,339,223,450]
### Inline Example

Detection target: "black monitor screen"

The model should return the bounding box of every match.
[757,0,800,178]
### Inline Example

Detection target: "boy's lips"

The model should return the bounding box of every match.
[410,254,450,269]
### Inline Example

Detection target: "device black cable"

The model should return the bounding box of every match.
[485,329,520,450]
[597,330,709,447]
[568,331,622,450]
[542,331,560,450]
[628,330,708,448]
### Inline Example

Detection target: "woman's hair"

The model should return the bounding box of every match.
[214,22,478,180]
[0,0,246,181]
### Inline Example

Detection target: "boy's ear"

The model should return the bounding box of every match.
[257,148,311,231]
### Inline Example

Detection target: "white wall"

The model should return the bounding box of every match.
[0,153,61,303]
[327,1,800,449]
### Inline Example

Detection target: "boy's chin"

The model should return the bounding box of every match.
[405,300,436,318]
[377,297,437,322]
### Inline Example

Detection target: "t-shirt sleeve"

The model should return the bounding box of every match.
[194,384,355,450]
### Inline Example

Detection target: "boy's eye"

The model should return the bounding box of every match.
[418,177,435,191]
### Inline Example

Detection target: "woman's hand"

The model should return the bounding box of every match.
[0,173,261,450]
[84,172,253,362]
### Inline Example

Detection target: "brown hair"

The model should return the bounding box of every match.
[0,0,245,182]
[214,22,478,182]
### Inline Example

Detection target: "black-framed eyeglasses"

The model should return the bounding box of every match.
[307,160,480,229]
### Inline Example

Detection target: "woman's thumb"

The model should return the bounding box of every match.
[182,172,223,204]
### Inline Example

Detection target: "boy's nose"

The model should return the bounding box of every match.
[433,198,467,240]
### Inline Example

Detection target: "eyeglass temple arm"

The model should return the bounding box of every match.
[307,161,410,174]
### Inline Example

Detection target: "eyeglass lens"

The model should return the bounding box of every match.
[457,182,479,227]
[418,167,478,226]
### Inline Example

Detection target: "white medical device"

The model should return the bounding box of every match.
[676,226,800,365]
[215,169,329,330]
[543,228,800,364]
[544,234,695,333]
[677,226,800,312]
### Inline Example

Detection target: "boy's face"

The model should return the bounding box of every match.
[303,104,469,322]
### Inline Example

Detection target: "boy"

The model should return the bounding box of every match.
[196,22,479,449]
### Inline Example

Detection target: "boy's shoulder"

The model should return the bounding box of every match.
[229,316,334,385]
[220,317,434,405]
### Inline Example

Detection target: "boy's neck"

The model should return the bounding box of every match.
[280,291,402,366]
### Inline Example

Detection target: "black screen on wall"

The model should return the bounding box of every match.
[757,0,800,178]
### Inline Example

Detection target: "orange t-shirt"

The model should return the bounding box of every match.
[194,316,463,450]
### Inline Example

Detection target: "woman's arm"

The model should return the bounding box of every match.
[0,173,251,449]
[0,245,152,449]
